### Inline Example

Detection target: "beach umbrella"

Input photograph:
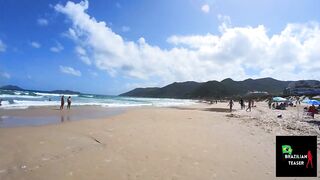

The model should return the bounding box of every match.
[313,95,320,100]
[272,97,287,102]
[306,100,320,105]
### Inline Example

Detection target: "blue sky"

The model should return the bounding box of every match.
[0,0,319,95]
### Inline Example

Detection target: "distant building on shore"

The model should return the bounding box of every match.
[246,91,269,95]
[283,80,320,96]
[245,91,269,98]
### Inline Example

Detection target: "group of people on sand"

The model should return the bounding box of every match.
[305,104,320,119]
[60,95,72,110]
[228,99,255,112]
[272,102,287,110]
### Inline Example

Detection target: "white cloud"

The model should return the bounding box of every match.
[0,40,6,52]
[50,42,64,52]
[75,46,91,65]
[55,1,320,87]
[37,18,48,26]
[201,4,210,13]
[217,14,231,31]
[30,41,41,48]
[1,72,10,79]
[59,66,81,76]
[121,26,130,32]
[89,70,98,77]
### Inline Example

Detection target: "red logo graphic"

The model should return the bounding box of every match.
[306,150,313,168]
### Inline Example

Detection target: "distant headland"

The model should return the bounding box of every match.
[120,77,320,99]
[0,85,81,95]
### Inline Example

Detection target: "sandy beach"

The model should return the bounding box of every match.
[1,0,319,179]
[0,102,319,180]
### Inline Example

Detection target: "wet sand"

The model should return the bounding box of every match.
[0,106,125,128]
[0,102,319,179]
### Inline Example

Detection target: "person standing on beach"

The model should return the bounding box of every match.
[246,100,252,112]
[0,99,2,106]
[268,98,272,109]
[67,96,72,109]
[228,100,234,112]
[60,95,65,110]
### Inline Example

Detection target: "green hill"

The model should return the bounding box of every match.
[120,77,295,99]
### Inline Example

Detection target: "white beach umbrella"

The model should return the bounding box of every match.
[272,97,287,102]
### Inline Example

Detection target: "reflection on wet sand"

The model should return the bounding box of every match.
[60,114,71,123]
[0,106,126,128]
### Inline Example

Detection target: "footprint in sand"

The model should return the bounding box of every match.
[107,128,114,132]
[41,157,50,161]
[0,169,7,174]
[203,149,208,153]
[163,157,170,161]
[105,159,112,163]
[265,171,271,175]
[30,165,40,171]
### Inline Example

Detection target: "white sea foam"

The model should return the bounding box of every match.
[0,100,59,109]
[0,94,42,99]
[81,95,94,98]
[0,90,195,109]
[34,92,79,97]
[0,99,194,109]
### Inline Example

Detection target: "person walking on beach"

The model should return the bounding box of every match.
[240,99,244,110]
[228,100,234,112]
[67,96,72,109]
[246,100,252,112]
[0,99,2,106]
[60,95,65,110]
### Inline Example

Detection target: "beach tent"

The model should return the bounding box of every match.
[302,97,310,103]
[306,99,320,105]
[272,97,287,102]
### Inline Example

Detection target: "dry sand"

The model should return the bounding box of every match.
[0,102,319,180]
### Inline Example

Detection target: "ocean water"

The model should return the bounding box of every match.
[0,89,195,109]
